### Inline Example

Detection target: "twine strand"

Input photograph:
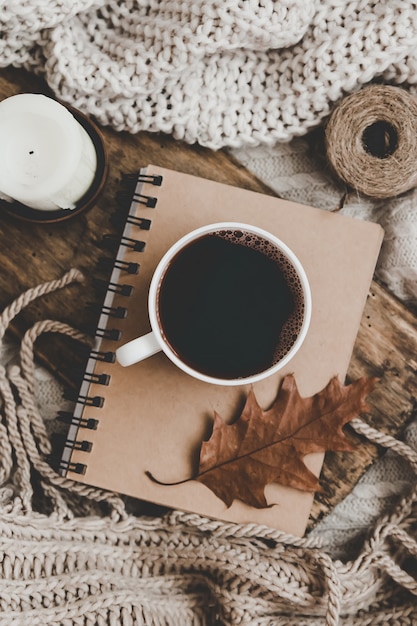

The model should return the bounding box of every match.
[19,318,92,395]
[374,553,417,596]
[166,509,324,549]
[0,268,84,343]
[8,364,52,457]
[312,551,342,626]
[0,411,13,487]
[0,365,33,511]
[350,417,417,471]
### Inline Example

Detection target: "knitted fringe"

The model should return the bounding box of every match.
[0,270,416,626]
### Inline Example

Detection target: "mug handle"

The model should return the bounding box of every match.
[116,331,161,367]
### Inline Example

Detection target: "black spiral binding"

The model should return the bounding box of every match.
[57,411,99,430]
[59,460,88,475]
[86,301,128,320]
[64,391,105,407]
[93,278,134,297]
[57,170,162,476]
[101,233,146,253]
[89,349,116,363]
[97,256,140,275]
[131,175,162,208]
[127,215,152,230]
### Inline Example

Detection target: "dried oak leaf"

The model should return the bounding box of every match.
[196,374,377,508]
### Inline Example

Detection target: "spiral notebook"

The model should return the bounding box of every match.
[59,164,383,536]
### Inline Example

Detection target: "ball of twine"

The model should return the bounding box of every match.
[325,84,417,198]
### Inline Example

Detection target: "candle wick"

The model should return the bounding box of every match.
[29,151,34,155]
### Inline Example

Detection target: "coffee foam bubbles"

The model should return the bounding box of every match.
[216,228,305,367]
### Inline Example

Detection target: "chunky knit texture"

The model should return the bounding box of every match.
[2,0,417,149]
[0,272,416,625]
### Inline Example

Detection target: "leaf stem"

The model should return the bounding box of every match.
[145,470,192,486]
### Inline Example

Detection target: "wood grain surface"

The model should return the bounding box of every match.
[1,67,416,529]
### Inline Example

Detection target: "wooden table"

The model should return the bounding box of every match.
[1,67,416,529]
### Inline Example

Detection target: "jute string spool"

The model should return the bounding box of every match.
[325,84,417,199]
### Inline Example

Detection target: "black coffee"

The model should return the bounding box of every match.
[157,229,304,380]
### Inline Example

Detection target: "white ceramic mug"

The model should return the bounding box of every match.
[116,222,311,386]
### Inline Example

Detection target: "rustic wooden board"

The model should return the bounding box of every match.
[309,281,417,527]
[1,67,416,528]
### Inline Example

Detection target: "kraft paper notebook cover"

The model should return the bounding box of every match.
[60,165,383,536]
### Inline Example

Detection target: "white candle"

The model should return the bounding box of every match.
[0,94,97,211]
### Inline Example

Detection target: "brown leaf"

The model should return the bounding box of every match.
[196,374,377,508]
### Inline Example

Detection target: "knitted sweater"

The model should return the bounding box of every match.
[2,0,417,149]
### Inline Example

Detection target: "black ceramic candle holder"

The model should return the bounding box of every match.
[0,104,108,224]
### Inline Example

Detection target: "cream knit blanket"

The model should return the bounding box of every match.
[1,0,417,149]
